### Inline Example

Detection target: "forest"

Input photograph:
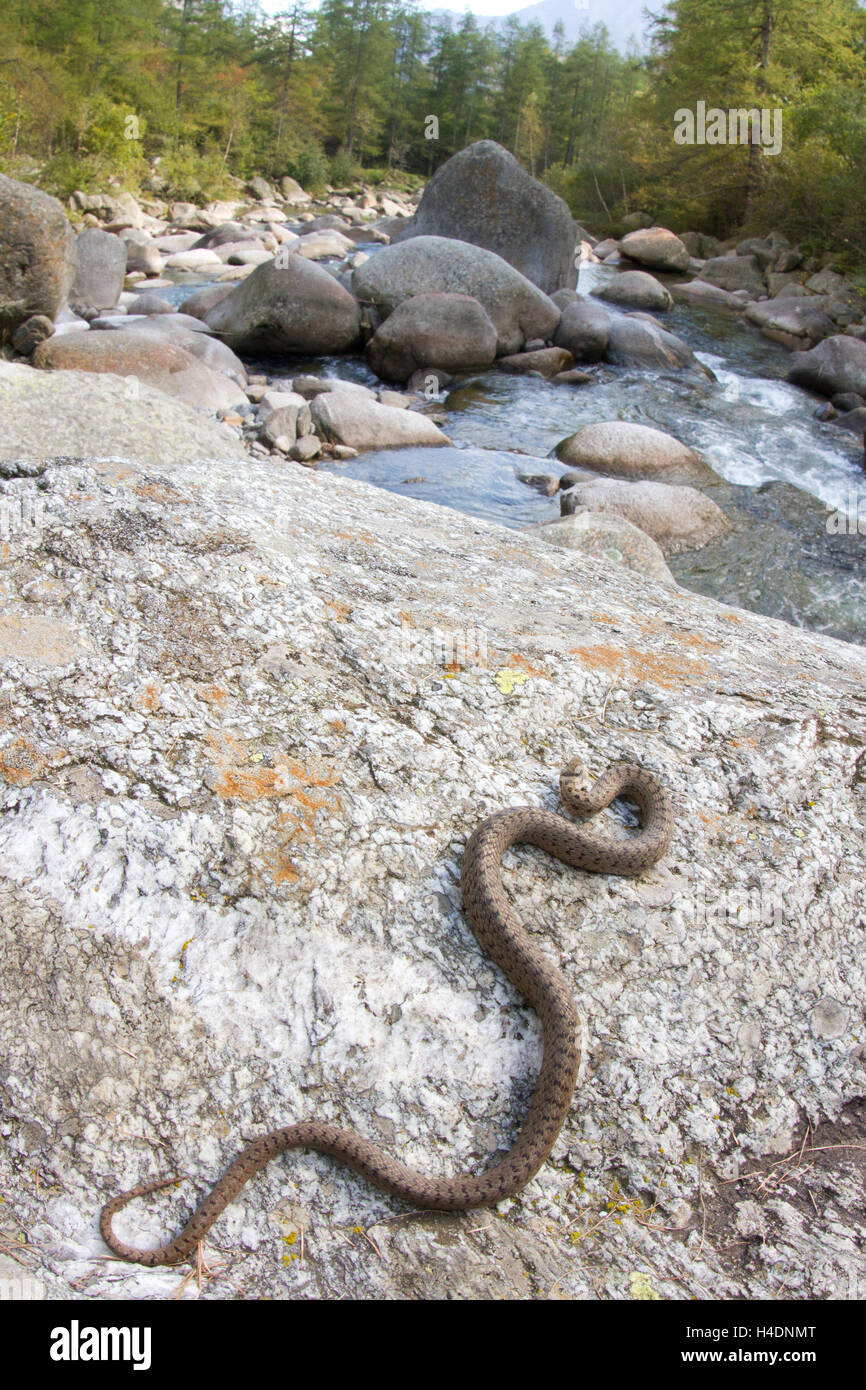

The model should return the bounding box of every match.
[2,0,866,262]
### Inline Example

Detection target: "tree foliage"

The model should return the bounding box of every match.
[0,0,864,261]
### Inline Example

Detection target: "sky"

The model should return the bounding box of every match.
[253,0,537,16]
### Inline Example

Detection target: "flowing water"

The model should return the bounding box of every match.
[165,255,866,645]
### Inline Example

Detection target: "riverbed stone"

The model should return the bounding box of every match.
[69,229,127,313]
[698,255,766,297]
[365,293,498,381]
[746,299,836,350]
[391,140,577,294]
[352,236,560,356]
[553,301,611,363]
[555,422,715,485]
[0,359,246,465]
[0,173,77,337]
[310,393,450,448]
[595,271,673,312]
[522,510,675,582]
[605,315,707,373]
[497,347,574,378]
[559,476,731,553]
[787,335,866,399]
[204,255,362,355]
[32,330,246,411]
[620,227,690,272]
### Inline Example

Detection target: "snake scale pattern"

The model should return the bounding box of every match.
[100,758,674,1265]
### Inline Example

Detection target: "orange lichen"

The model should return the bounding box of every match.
[503,652,552,679]
[135,682,162,712]
[570,644,710,690]
[132,482,189,505]
[0,737,64,786]
[200,685,229,708]
[323,599,352,622]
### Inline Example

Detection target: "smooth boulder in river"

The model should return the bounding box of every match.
[559,477,731,554]
[32,329,246,412]
[555,421,716,485]
[391,139,577,295]
[787,335,866,399]
[366,293,498,382]
[205,254,362,355]
[0,172,76,336]
[352,236,560,357]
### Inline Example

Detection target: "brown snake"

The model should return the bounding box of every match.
[100,758,674,1265]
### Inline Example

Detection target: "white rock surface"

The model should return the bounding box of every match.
[0,435,864,1302]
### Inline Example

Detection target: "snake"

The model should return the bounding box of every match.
[100,758,674,1266]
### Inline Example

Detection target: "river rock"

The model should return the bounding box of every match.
[0,423,862,1303]
[281,176,311,205]
[560,477,731,553]
[555,422,714,484]
[248,176,274,201]
[164,248,223,271]
[679,231,725,259]
[193,221,256,249]
[10,314,54,357]
[0,359,246,465]
[127,293,176,316]
[620,211,654,232]
[787,336,866,399]
[554,301,611,362]
[595,271,673,311]
[521,510,675,582]
[735,236,776,270]
[745,299,835,350]
[113,311,212,338]
[290,377,376,402]
[296,231,354,260]
[260,403,312,448]
[218,244,273,267]
[120,232,164,277]
[672,280,747,310]
[69,229,127,313]
[698,255,766,297]
[204,256,362,355]
[310,393,450,448]
[620,227,690,272]
[146,328,248,389]
[605,316,707,373]
[804,269,866,314]
[181,283,235,320]
[352,236,560,356]
[833,406,866,435]
[391,140,577,294]
[0,173,76,336]
[102,191,146,232]
[593,239,620,260]
[497,347,574,378]
[366,293,498,381]
[32,330,246,411]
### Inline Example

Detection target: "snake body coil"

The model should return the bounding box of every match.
[100,759,673,1265]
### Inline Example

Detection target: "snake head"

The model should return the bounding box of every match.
[559,757,592,798]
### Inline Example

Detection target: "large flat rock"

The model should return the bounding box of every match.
[0,360,247,467]
[0,440,863,1301]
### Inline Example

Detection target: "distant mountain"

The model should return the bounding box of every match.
[508,0,654,50]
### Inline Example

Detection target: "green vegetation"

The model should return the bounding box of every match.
[1,0,864,262]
